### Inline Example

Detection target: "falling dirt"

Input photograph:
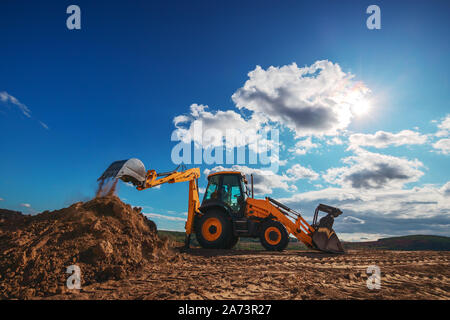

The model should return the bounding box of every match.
[0,196,174,299]
[96,178,119,198]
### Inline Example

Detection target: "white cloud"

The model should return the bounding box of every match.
[343,216,365,224]
[173,60,372,154]
[281,187,363,203]
[289,137,318,155]
[433,138,450,155]
[173,103,267,150]
[205,165,294,195]
[435,114,450,137]
[232,60,371,137]
[440,181,450,196]
[327,137,343,145]
[205,163,319,195]
[0,91,31,118]
[280,183,450,219]
[268,154,288,166]
[0,197,4,201]
[20,203,31,208]
[0,91,49,130]
[323,149,424,189]
[126,181,160,189]
[39,121,49,130]
[276,184,450,240]
[143,212,186,221]
[285,164,319,181]
[348,130,427,150]
[337,233,393,242]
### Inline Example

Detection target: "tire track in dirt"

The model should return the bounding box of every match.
[47,249,450,300]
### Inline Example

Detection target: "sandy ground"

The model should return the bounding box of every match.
[47,248,450,300]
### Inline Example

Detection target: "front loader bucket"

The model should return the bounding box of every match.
[312,228,345,253]
[98,158,147,187]
[311,212,345,253]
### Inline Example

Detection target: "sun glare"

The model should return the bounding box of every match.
[353,99,372,116]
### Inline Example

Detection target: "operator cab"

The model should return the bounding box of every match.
[202,171,248,216]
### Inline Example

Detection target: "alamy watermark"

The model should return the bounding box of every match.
[366,5,381,30]
[366,265,381,290]
[171,124,281,173]
[66,264,81,290]
[66,5,81,30]
[64,6,381,32]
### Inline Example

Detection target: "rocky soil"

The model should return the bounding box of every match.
[0,196,173,299]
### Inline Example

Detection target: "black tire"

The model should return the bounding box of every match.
[259,220,289,251]
[224,234,239,249]
[195,210,232,249]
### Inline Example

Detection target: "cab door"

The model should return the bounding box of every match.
[220,174,246,216]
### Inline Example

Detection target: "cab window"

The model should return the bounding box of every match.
[204,175,220,200]
[221,175,243,212]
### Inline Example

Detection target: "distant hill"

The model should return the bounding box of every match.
[343,235,450,251]
[159,230,450,251]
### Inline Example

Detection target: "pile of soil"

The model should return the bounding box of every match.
[0,196,171,299]
[0,208,25,221]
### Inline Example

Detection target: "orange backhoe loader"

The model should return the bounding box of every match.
[98,159,345,253]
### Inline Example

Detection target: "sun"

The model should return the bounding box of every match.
[353,99,372,116]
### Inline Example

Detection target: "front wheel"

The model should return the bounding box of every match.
[195,211,232,249]
[259,220,289,251]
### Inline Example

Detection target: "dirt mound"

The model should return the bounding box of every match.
[0,208,26,221]
[0,196,170,299]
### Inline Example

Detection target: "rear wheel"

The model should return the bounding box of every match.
[259,220,289,251]
[195,211,232,249]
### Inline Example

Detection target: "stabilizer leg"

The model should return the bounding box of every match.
[183,234,191,251]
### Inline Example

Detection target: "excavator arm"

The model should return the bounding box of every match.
[137,167,201,246]
[137,167,200,190]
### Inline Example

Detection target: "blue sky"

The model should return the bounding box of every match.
[1,0,449,241]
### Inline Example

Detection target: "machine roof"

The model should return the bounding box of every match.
[207,171,244,178]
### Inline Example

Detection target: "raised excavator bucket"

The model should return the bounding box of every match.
[311,204,345,253]
[98,158,147,187]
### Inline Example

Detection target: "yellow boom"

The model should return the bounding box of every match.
[137,167,201,245]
